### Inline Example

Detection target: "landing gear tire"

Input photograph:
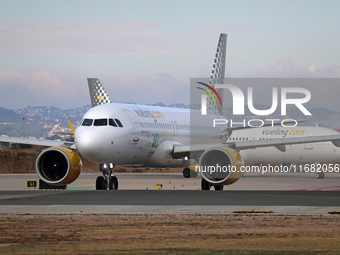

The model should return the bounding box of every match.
[201,178,211,190]
[183,168,190,178]
[109,176,118,190]
[316,172,325,179]
[96,176,107,190]
[214,185,224,190]
[183,168,198,178]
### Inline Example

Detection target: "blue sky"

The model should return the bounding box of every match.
[0,0,339,109]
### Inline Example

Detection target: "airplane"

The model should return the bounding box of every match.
[1,33,340,191]
[225,126,340,180]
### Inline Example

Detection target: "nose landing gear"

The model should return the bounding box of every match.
[96,163,118,190]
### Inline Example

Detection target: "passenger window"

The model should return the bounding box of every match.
[82,119,93,126]
[109,119,117,127]
[115,119,123,127]
[94,119,107,126]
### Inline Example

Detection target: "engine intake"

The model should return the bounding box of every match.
[36,147,82,185]
[199,147,243,185]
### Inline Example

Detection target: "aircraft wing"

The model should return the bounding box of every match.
[172,134,340,159]
[0,136,75,149]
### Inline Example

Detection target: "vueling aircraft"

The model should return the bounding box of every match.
[1,33,340,190]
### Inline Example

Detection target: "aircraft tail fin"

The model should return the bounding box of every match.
[209,33,227,115]
[87,78,112,107]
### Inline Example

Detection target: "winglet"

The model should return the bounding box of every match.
[67,120,75,135]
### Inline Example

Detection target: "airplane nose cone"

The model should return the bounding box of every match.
[75,128,103,162]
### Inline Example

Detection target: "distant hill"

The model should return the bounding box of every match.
[0,107,22,123]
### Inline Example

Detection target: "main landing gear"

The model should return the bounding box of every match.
[316,172,325,179]
[183,167,198,178]
[201,178,224,190]
[309,163,325,179]
[96,163,118,190]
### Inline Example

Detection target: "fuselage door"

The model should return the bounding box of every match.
[125,110,139,142]
[304,131,316,150]
[250,133,257,140]
[172,121,179,137]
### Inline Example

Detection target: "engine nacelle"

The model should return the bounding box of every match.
[198,147,243,185]
[36,147,82,186]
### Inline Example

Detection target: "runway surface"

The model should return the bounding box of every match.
[1,172,340,214]
[1,190,340,206]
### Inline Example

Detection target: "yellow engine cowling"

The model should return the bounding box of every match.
[36,147,82,186]
[198,147,244,186]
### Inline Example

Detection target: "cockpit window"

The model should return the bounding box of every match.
[109,118,123,127]
[82,118,93,126]
[115,119,123,127]
[93,118,108,126]
[109,118,117,127]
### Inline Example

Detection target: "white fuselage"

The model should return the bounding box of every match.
[75,104,192,167]
[75,103,340,168]
[229,126,340,165]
